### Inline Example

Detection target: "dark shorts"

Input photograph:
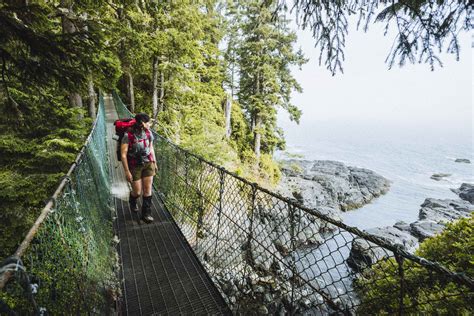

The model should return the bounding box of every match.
[130,162,156,181]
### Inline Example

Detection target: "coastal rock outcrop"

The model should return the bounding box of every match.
[410,197,473,240]
[451,183,474,204]
[198,159,390,314]
[195,186,338,314]
[348,184,474,270]
[277,160,390,213]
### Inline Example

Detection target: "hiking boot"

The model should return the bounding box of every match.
[141,195,154,223]
[129,193,139,213]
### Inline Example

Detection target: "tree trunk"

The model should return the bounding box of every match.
[231,64,235,98]
[152,56,159,118]
[253,71,261,159]
[87,77,96,118]
[127,71,135,113]
[60,0,76,34]
[61,0,83,116]
[254,115,262,160]
[159,66,164,112]
[68,93,83,109]
[124,67,131,102]
[230,50,236,98]
[224,94,232,139]
[152,60,165,129]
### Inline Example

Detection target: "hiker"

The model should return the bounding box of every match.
[120,113,157,223]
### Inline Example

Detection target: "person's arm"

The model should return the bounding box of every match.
[150,140,157,171]
[121,142,133,183]
[150,131,158,171]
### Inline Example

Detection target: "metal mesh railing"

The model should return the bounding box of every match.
[0,95,118,314]
[114,92,474,314]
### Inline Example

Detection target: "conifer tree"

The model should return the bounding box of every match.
[237,1,306,160]
[108,1,152,112]
[222,1,241,99]
[221,2,243,139]
[60,0,84,111]
[144,1,169,119]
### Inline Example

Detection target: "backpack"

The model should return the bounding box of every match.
[113,118,135,161]
[126,129,154,168]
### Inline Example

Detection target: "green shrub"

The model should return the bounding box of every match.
[259,153,281,184]
[0,170,62,258]
[356,215,474,314]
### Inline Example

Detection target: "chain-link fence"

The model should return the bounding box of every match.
[0,95,118,314]
[115,92,473,314]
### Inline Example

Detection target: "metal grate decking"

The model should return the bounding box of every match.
[104,96,230,315]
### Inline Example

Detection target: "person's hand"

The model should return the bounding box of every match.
[126,171,133,183]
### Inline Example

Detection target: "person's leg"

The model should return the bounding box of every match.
[129,179,142,212]
[141,175,154,222]
[129,166,143,212]
[140,163,156,223]
[142,175,153,197]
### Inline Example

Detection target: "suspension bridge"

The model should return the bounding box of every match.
[0,94,472,315]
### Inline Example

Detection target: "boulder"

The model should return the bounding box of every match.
[347,237,387,272]
[409,220,446,241]
[430,173,451,181]
[393,221,411,232]
[406,197,473,241]
[418,198,473,223]
[455,158,471,163]
[451,183,474,204]
[347,226,418,271]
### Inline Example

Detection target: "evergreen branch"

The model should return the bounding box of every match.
[1,53,11,101]
[1,53,24,126]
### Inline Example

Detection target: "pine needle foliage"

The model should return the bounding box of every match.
[285,0,471,74]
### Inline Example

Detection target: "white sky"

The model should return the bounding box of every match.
[279,19,473,141]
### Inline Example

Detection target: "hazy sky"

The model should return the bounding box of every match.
[278,19,473,140]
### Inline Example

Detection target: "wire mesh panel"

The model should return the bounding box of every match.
[113,93,474,315]
[0,96,118,314]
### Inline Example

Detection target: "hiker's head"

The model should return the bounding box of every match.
[134,113,150,130]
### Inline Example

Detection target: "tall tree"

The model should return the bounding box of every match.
[145,1,168,119]
[221,2,243,139]
[136,0,231,151]
[110,2,150,113]
[237,1,307,160]
[222,1,242,99]
[60,0,84,111]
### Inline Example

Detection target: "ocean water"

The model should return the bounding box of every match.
[277,121,474,230]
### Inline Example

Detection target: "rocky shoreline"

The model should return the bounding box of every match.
[198,159,391,314]
[277,160,390,215]
[276,160,473,293]
[348,183,474,271]
[202,159,471,313]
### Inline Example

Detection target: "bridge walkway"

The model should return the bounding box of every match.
[104,95,230,315]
